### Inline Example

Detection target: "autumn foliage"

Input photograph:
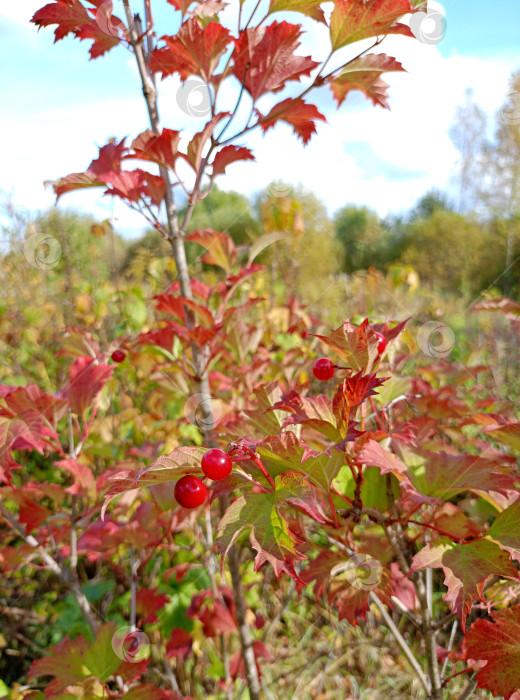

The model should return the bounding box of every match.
[1,1,520,699]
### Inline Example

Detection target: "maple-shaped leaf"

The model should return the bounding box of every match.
[28,622,122,695]
[154,291,215,327]
[256,431,305,477]
[329,0,414,50]
[257,98,326,145]
[406,451,518,501]
[149,17,230,81]
[298,449,345,496]
[186,113,229,173]
[464,604,520,700]
[333,371,387,432]
[103,169,166,206]
[131,129,182,171]
[186,229,237,273]
[167,0,194,15]
[269,0,325,23]
[330,54,405,109]
[57,458,96,498]
[232,21,318,101]
[216,471,320,580]
[32,1,90,43]
[411,538,519,630]
[271,391,342,441]
[52,171,106,200]
[101,446,206,517]
[473,297,520,318]
[76,17,121,60]
[488,498,520,560]
[166,628,193,661]
[62,356,113,417]
[89,138,127,176]
[313,318,382,371]
[212,145,255,176]
[136,588,170,624]
[465,413,520,452]
[187,587,237,636]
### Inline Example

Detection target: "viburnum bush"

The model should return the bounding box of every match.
[1,1,520,698]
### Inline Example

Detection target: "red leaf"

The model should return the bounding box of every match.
[149,17,230,81]
[330,0,414,50]
[62,356,113,416]
[330,54,406,109]
[136,588,170,624]
[412,539,519,630]
[32,1,90,43]
[131,129,183,171]
[212,145,255,176]
[232,21,318,101]
[165,629,193,660]
[333,371,387,431]
[57,458,96,497]
[52,171,106,200]
[88,139,127,177]
[186,114,229,173]
[464,604,520,700]
[257,98,326,145]
[187,588,237,636]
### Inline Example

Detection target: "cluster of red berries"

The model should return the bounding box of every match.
[174,448,233,509]
[312,332,387,381]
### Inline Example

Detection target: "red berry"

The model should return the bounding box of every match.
[201,448,233,481]
[375,332,387,354]
[111,349,126,363]
[313,357,335,381]
[174,475,207,509]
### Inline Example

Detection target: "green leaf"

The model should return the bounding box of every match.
[412,538,519,630]
[488,498,520,557]
[217,471,324,579]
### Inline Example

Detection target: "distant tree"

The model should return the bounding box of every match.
[408,189,454,221]
[334,204,384,272]
[185,186,261,245]
[449,88,488,213]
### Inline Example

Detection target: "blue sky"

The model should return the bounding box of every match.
[1,1,519,237]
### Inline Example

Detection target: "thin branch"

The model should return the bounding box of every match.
[0,503,98,635]
[457,677,478,700]
[369,592,430,695]
[441,618,458,679]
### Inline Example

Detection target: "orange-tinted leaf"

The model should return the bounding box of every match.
[186,229,237,273]
[131,129,183,171]
[232,21,318,100]
[330,54,405,109]
[464,604,520,700]
[212,145,255,176]
[149,17,230,81]
[257,98,326,144]
[412,538,519,630]
[330,0,414,50]
[62,356,113,417]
